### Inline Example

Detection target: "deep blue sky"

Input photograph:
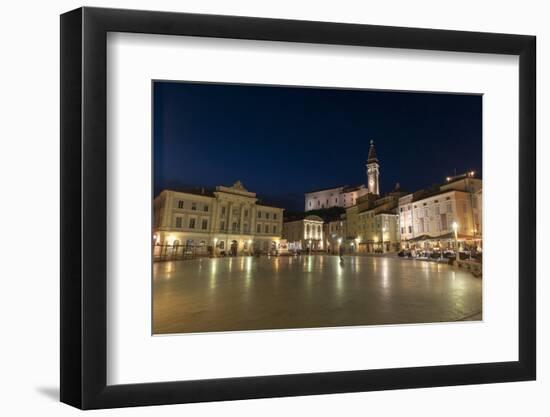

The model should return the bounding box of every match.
[154,81,481,211]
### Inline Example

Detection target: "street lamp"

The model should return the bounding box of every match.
[452,221,459,258]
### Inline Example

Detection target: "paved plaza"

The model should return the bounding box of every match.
[153,255,482,334]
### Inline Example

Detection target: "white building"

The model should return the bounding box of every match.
[153,181,283,256]
[282,215,325,252]
[304,185,367,211]
[304,140,381,211]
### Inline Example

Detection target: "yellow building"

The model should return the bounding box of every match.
[353,192,403,253]
[153,181,283,257]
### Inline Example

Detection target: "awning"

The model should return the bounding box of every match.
[406,233,477,242]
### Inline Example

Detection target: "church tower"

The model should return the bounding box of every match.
[366,140,380,195]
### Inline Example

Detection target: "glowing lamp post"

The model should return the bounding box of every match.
[452,221,459,258]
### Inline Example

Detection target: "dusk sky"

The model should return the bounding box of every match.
[153,81,482,211]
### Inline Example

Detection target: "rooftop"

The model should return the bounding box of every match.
[304,185,345,194]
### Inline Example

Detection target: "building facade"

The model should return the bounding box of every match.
[323,215,347,254]
[304,185,367,211]
[153,181,283,256]
[398,173,482,251]
[352,192,403,253]
[282,215,325,252]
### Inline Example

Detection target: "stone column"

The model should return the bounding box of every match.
[251,206,257,236]
[239,204,245,234]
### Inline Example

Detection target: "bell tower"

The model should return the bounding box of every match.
[366,140,380,195]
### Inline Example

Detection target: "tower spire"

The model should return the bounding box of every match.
[366,140,380,195]
[367,140,378,163]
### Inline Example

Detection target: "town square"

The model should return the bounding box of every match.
[152,81,482,334]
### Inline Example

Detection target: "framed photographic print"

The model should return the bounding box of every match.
[60,7,536,409]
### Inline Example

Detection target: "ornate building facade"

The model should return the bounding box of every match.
[282,215,325,252]
[153,181,283,255]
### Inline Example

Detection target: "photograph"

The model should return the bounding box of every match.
[152,81,483,335]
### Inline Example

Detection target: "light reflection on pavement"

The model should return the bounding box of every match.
[153,255,482,334]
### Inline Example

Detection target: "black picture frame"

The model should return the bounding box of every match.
[60,6,536,409]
